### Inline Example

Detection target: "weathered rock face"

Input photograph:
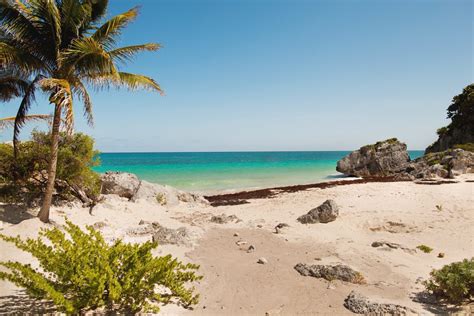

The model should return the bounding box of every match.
[337,138,410,178]
[101,172,140,199]
[297,200,339,224]
[294,263,365,284]
[100,171,207,205]
[407,148,474,179]
[344,291,416,315]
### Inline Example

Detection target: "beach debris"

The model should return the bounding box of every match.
[210,214,240,224]
[369,221,418,234]
[138,219,150,225]
[294,263,365,284]
[297,200,339,224]
[371,241,416,254]
[274,223,290,234]
[257,224,263,228]
[437,252,445,258]
[343,291,417,315]
[233,232,239,237]
[416,245,433,253]
[236,240,248,246]
[247,245,255,253]
[257,257,268,264]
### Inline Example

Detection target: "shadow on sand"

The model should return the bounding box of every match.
[412,291,472,314]
[0,291,56,314]
[0,204,34,225]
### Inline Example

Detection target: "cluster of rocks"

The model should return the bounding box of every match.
[344,291,417,315]
[336,138,474,180]
[100,172,207,205]
[127,221,190,246]
[294,263,365,284]
[210,214,240,224]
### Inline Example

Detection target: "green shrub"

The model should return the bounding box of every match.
[424,258,474,304]
[0,131,101,205]
[0,220,202,313]
[156,192,167,205]
[437,126,449,136]
[417,245,433,253]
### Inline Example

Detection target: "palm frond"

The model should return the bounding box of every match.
[115,72,163,94]
[61,37,117,78]
[71,78,93,126]
[88,0,108,22]
[27,0,62,54]
[91,6,138,48]
[0,41,46,74]
[0,70,30,101]
[13,74,43,152]
[0,114,50,131]
[109,43,160,64]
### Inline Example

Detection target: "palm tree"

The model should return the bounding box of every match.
[0,0,162,223]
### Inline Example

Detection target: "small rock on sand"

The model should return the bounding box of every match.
[297,200,339,224]
[294,263,365,284]
[247,245,255,253]
[210,214,240,224]
[257,257,268,264]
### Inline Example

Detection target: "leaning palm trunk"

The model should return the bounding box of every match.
[38,103,62,223]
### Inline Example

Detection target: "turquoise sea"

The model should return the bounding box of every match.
[94,151,424,193]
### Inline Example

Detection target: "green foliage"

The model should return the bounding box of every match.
[453,143,474,152]
[417,245,433,253]
[424,258,474,304]
[0,220,202,313]
[0,131,101,204]
[437,126,449,136]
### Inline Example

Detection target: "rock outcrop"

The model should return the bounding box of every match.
[297,200,339,224]
[336,138,410,178]
[127,221,191,245]
[344,291,416,315]
[294,263,365,284]
[337,139,474,181]
[100,171,207,205]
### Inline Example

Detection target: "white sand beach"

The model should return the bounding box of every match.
[1,175,473,315]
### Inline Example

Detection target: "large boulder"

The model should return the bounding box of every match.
[336,138,410,178]
[101,172,140,199]
[297,199,339,224]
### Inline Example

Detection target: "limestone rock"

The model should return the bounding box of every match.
[294,263,365,284]
[336,138,410,177]
[344,291,417,314]
[257,257,268,264]
[210,214,240,224]
[100,172,207,205]
[297,200,339,224]
[101,172,140,199]
[127,222,190,245]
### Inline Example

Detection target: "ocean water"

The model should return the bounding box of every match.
[94,151,424,193]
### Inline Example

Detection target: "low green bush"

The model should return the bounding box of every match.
[0,131,101,205]
[424,258,474,304]
[417,245,433,253]
[0,220,202,313]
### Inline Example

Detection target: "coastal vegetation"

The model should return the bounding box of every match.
[0,0,162,222]
[426,84,474,154]
[0,131,100,206]
[416,244,433,253]
[0,219,202,313]
[424,258,474,304]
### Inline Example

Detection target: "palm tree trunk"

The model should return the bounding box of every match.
[38,103,62,223]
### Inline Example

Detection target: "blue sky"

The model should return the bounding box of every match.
[1,0,472,152]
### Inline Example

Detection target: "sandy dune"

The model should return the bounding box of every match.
[0,175,473,315]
